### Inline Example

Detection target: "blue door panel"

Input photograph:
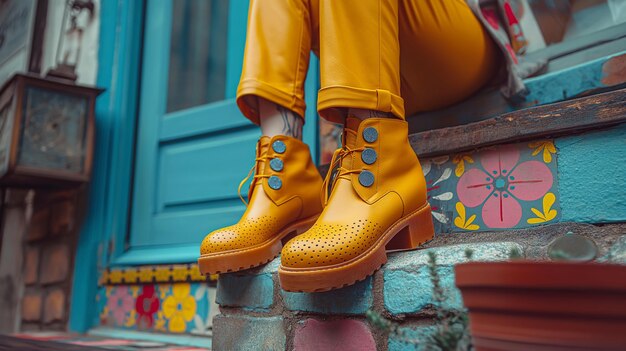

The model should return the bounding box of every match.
[126,0,319,261]
[157,128,259,209]
[149,201,246,246]
[159,100,248,142]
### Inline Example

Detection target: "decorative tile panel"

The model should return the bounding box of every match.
[423,140,560,232]
[97,282,218,335]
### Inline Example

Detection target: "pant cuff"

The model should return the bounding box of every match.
[317,85,405,124]
[236,79,307,126]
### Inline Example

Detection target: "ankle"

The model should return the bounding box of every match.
[259,98,303,139]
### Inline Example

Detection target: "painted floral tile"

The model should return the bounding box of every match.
[97,282,219,335]
[422,140,561,233]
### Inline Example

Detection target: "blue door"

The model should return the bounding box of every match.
[126,0,319,264]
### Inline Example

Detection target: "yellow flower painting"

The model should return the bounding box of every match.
[454,202,480,231]
[162,283,197,333]
[527,193,558,224]
[529,141,556,163]
[452,154,474,177]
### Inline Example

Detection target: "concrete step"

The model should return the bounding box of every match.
[213,223,626,350]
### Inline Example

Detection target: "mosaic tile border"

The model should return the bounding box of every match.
[97,282,218,335]
[100,264,217,285]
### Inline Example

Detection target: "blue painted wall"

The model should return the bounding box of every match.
[70,0,144,332]
[557,124,626,222]
[525,50,626,104]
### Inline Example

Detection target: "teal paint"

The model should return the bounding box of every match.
[129,0,259,251]
[216,273,274,311]
[281,277,373,314]
[69,0,143,332]
[557,124,626,223]
[384,266,462,315]
[303,58,321,163]
[129,0,319,256]
[384,270,427,314]
[388,326,436,351]
[524,51,626,105]
[112,244,199,266]
[159,100,250,142]
[130,0,174,247]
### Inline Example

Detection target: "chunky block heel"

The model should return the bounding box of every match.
[386,204,435,252]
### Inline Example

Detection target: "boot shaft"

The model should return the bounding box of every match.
[338,117,428,215]
[248,135,323,218]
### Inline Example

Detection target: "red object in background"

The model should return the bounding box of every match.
[500,0,528,54]
[135,285,160,328]
[455,261,626,350]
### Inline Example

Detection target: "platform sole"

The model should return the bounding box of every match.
[198,215,318,275]
[278,203,435,292]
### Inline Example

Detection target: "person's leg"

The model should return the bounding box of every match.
[399,0,498,115]
[279,0,435,292]
[236,0,318,127]
[199,0,323,275]
[316,0,404,123]
[259,98,303,140]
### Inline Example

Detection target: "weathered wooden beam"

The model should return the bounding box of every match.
[410,87,626,158]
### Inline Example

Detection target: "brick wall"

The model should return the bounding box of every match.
[20,190,81,332]
[0,190,31,333]
[212,223,626,350]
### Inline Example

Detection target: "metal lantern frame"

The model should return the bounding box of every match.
[0,73,102,187]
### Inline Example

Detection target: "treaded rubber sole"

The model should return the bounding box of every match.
[278,203,435,292]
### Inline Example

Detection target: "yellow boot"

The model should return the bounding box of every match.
[198,136,323,274]
[279,117,434,292]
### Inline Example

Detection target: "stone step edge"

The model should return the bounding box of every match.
[216,241,524,316]
[215,223,626,316]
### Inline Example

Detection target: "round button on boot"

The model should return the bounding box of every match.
[272,140,286,153]
[361,148,377,165]
[363,127,378,143]
[268,175,283,190]
[358,170,375,187]
[270,158,284,171]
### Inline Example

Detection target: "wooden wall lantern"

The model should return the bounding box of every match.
[0,73,103,187]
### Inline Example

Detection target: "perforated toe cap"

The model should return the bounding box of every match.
[200,216,280,255]
[281,219,382,268]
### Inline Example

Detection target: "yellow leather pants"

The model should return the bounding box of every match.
[237,0,499,125]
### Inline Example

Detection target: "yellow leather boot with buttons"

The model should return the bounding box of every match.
[279,117,435,292]
[198,136,323,275]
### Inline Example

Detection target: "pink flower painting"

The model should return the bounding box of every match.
[456,145,553,228]
[107,286,134,326]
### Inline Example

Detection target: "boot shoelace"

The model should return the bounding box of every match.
[322,129,365,205]
[237,155,271,206]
